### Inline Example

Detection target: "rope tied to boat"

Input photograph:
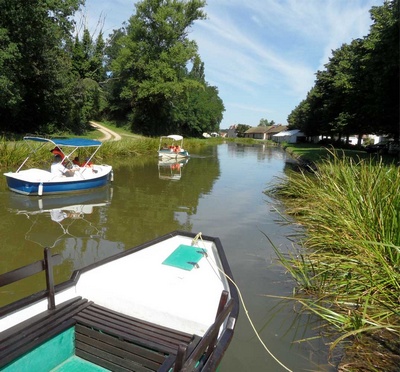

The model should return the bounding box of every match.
[192,231,293,372]
[192,232,208,257]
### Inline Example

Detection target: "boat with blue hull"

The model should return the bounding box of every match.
[0,231,239,371]
[4,136,113,196]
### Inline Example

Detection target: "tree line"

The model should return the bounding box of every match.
[287,0,399,144]
[0,0,223,137]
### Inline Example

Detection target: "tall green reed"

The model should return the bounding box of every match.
[268,150,400,348]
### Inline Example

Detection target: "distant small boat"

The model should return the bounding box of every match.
[158,135,190,159]
[4,136,113,196]
[0,231,239,371]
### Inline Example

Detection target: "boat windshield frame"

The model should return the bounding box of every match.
[158,135,184,151]
[17,136,103,173]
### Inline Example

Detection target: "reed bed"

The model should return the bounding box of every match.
[268,150,400,369]
[0,135,223,172]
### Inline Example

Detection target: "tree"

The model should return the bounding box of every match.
[0,0,84,134]
[364,0,399,138]
[235,124,251,137]
[71,29,107,122]
[108,0,224,136]
[169,55,224,136]
[104,26,132,122]
[287,0,399,141]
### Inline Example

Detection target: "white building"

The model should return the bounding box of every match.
[272,129,305,144]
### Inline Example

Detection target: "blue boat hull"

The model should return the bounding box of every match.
[5,173,112,196]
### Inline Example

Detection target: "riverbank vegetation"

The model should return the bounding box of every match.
[0,0,223,137]
[283,142,400,166]
[268,150,400,371]
[287,0,399,145]
[0,132,228,173]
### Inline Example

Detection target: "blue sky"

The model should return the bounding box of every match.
[79,0,384,129]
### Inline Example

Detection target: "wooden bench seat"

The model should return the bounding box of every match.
[74,303,201,372]
[0,244,234,372]
[0,296,91,368]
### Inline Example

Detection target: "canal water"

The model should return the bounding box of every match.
[0,142,335,371]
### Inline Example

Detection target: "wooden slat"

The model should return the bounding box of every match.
[75,348,134,372]
[44,248,56,309]
[180,298,234,371]
[0,318,76,369]
[76,324,165,366]
[0,253,61,287]
[203,290,229,362]
[73,303,203,372]
[75,314,176,354]
[0,297,87,343]
[76,326,161,371]
[88,303,192,342]
[74,304,192,355]
[0,297,91,369]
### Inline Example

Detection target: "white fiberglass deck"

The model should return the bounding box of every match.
[0,235,229,337]
[75,235,228,336]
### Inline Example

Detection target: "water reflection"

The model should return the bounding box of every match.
[6,186,125,270]
[158,157,189,180]
[7,186,113,217]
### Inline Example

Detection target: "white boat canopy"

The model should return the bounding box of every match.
[162,135,183,141]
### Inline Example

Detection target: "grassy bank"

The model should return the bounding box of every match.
[283,142,399,166]
[0,123,268,172]
[0,133,225,173]
[268,149,400,371]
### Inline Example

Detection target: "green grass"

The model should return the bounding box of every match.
[267,150,400,367]
[0,128,227,172]
[283,142,399,165]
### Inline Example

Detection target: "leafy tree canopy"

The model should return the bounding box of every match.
[287,0,399,142]
[107,0,224,136]
[0,0,84,134]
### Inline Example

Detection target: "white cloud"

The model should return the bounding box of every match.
[82,0,383,127]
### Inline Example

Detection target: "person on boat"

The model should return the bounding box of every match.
[72,157,81,166]
[51,154,77,177]
[50,147,64,159]
[80,157,97,173]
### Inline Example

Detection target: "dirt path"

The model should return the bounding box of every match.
[90,121,122,141]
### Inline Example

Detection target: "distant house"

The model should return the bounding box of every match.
[244,125,286,140]
[272,129,306,144]
[226,125,238,138]
[244,127,269,139]
[265,125,286,140]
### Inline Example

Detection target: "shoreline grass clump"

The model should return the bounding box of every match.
[268,150,400,370]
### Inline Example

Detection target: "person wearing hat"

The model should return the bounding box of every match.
[51,154,77,177]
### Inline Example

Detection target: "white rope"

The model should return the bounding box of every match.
[192,232,293,372]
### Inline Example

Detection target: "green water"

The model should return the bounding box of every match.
[0,143,335,371]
